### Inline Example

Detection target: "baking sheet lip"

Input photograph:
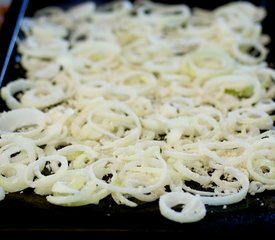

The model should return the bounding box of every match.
[0,0,29,87]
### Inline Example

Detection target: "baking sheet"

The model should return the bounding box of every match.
[0,0,274,235]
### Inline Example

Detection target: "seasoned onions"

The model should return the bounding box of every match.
[0,0,274,223]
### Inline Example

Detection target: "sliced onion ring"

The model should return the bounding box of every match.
[159,191,206,223]
[0,108,46,137]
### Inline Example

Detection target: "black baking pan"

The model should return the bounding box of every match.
[0,0,275,237]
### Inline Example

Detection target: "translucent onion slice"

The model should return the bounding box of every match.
[20,82,65,109]
[185,46,234,81]
[201,140,252,166]
[47,169,110,206]
[231,40,267,64]
[200,167,249,205]
[0,163,28,192]
[57,144,98,168]
[159,192,206,223]
[0,135,42,165]
[0,108,46,137]
[247,148,275,185]
[88,151,168,195]
[1,79,33,109]
[25,155,68,195]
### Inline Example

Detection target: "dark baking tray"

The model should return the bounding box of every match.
[0,0,275,237]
